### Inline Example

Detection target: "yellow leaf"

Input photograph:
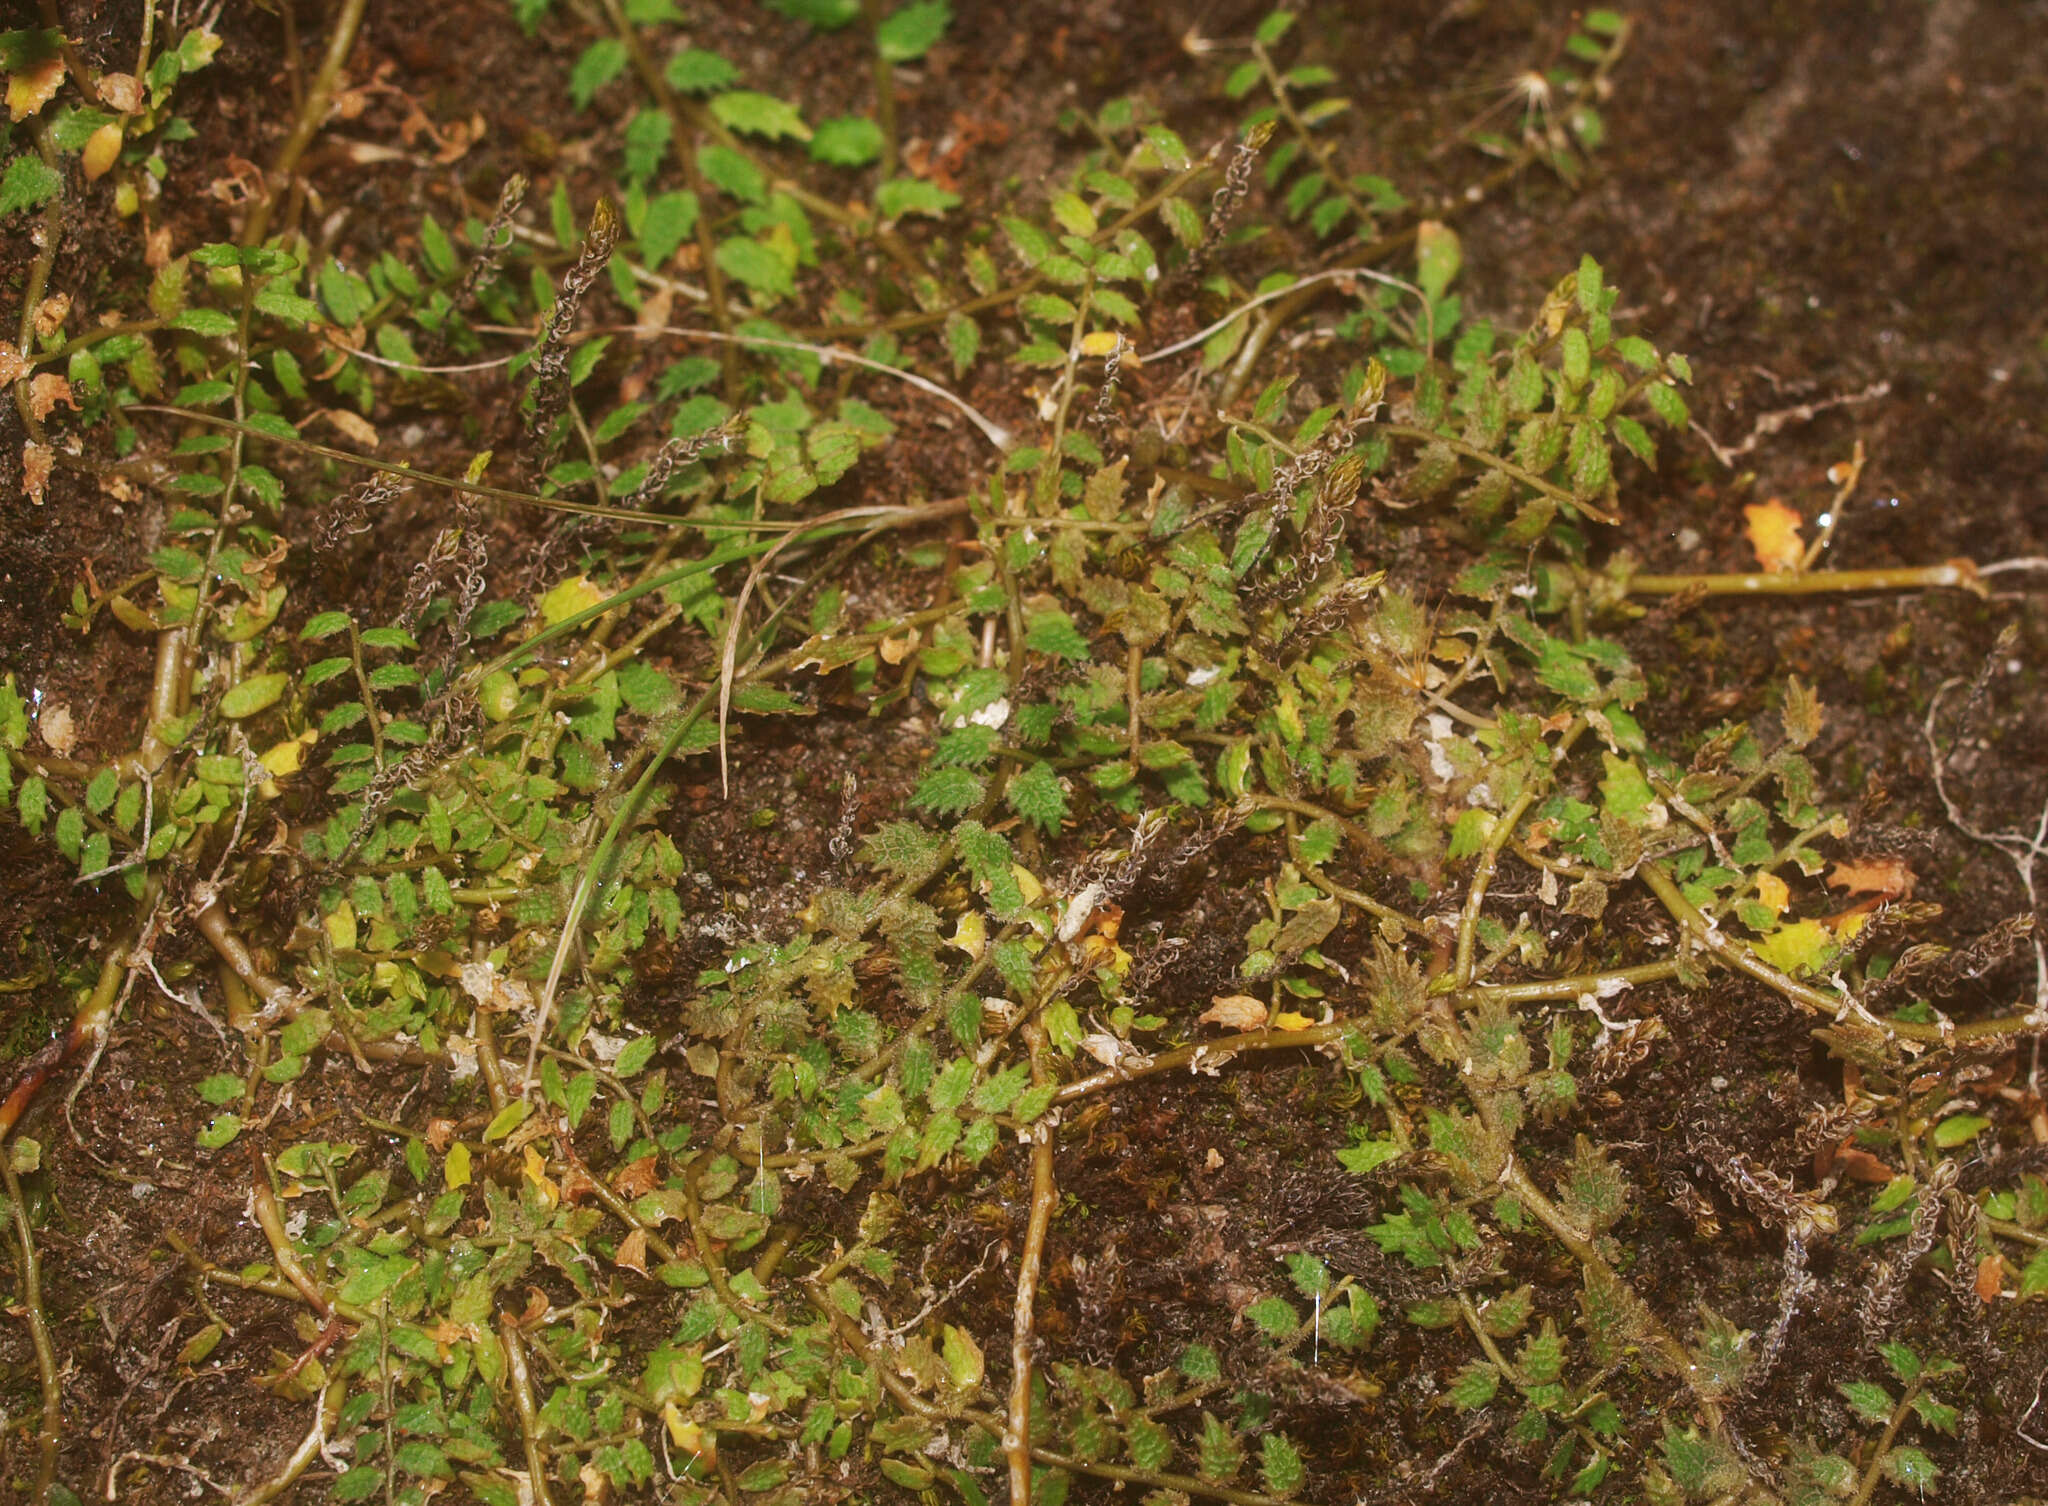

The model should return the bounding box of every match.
[522,1143,559,1207]
[82,119,123,180]
[1010,864,1044,904]
[324,899,358,952]
[7,56,65,122]
[444,1141,471,1189]
[1271,1010,1316,1032]
[1079,331,1125,359]
[1743,497,1805,574]
[260,730,317,779]
[947,910,986,959]
[1199,994,1268,1031]
[540,573,608,626]
[1753,872,1789,918]
[1752,919,1839,977]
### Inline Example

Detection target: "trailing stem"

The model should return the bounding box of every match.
[1007,1023,1058,1506]
[2,1151,62,1502]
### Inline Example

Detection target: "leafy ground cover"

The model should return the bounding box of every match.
[4,2,2048,1503]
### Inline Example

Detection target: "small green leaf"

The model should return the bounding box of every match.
[876,1,952,62]
[665,47,738,94]
[876,177,961,220]
[614,1035,658,1078]
[220,673,288,719]
[639,190,699,267]
[1416,220,1461,303]
[0,154,62,219]
[809,115,884,167]
[1336,1137,1402,1175]
[483,1100,532,1142]
[569,38,628,109]
[1931,1113,1991,1148]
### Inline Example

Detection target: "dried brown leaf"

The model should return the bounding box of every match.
[1199,994,1268,1031]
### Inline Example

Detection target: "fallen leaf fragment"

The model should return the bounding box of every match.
[1199,994,1268,1031]
[1974,1252,2003,1303]
[1270,1010,1316,1032]
[1743,497,1805,573]
[613,1227,650,1278]
[22,442,54,504]
[32,294,70,337]
[0,342,22,385]
[38,701,77,756]
[1754,872,1790,918]
[1827,856,1916,900]
[96,71,142,113]
[312,407,380,449]
[613,1155,660,1198]
[1816,1138,1894,1184]
[28,373,74,421]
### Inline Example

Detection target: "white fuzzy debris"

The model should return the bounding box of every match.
[1186,664,1222,687]
[969,697,1011,731]
[458,961,496,1005]
[446,1034,479,1081]
[1059,882,1106,944]
[1425,714,1459,783]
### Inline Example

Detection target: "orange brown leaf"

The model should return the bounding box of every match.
[1743,497,1805,573]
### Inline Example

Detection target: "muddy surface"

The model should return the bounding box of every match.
[4,1,2047,1501]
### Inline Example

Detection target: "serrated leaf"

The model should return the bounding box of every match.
[876,177,961,220]
[710,90,811,142]
[809,115,884,166]
[1006,761,1067,834]
[569,38,627,110]
[0,153,62,218]
[664,46,738,94]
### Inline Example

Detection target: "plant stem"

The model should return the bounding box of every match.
[863,0,899,180]
[1626,562,1983,597]
[232,1377,343,1506]
[239,0,368,252]
[1845,1378,1924,1506]
[11,122,63,441]
[1007,1023,1057,1506]
[499,1318,559,1506]
[2,1151,62,1501]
